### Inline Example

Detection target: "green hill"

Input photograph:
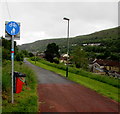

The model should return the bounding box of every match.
[18,27,120,54]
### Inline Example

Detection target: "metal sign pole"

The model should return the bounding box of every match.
[5,21,20,103]
[11,35,14,103]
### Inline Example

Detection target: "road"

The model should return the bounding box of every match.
[25,60,119,112]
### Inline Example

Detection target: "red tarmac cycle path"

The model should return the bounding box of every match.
[38,84,119,112]
[25,60,119,112]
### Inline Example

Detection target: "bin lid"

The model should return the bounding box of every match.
[14,71,26,77]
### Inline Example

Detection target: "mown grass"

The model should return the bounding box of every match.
[2,60,38,112]
[28,59,120,102]
[38,59,120,88]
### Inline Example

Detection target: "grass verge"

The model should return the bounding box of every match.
[2,60,38,112]
[38,59,120,88]
[28,59,120,102]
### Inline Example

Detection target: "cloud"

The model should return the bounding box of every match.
[3,0,119,2]
[1,1,118,45]
[16,31,50,45]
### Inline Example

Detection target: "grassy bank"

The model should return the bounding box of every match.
[2,60,38,112]
[28,59,120,102]
[37,59,120,88]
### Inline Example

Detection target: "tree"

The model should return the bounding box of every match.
[15,52,24,61]
[104,50,111,58]
[2,48,11,60]
[44,43,60,63]
[21,50,29,57]
[2,38,18,61]
[28,52,34,57]
[72,46,88,69]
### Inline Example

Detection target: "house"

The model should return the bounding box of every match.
[60,54,69,63]
[88,43,101,46]
[38,53,45,58]
[83,43,101,46]
[92,59,120,78]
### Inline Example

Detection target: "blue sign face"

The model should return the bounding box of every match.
[6,21,20,35]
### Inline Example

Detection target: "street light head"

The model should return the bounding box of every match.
[63,17,70,21]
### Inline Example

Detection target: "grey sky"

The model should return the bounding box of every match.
[1,0,118,45]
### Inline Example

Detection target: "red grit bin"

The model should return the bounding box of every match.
[16,77,25,93]
[14,72,26,94]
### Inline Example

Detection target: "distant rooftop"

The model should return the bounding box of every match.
[93,59,120,67]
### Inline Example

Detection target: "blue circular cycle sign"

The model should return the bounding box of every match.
[6,21,20,35]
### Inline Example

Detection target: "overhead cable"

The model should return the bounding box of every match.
[5,0,11,20]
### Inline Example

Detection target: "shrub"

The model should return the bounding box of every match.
[15,52,24,61]
[30,57,40,61]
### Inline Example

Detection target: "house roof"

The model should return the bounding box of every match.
[93,59,120,67]
[61,54,69,57]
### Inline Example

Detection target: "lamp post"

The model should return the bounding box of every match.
[35,52,36,64]
[63,17,70,77]
[35,51,38,64]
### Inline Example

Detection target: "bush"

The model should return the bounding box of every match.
[53,57,59,64]
[2,48,11,60]
[29,52,34,57]
[30,57,40,61]
[15,52,24,61]
[2,62,11,92]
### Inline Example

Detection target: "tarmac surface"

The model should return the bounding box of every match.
[25,60,119,112]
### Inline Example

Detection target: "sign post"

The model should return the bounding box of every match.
[6,21,20,103]
[11,35,14,103]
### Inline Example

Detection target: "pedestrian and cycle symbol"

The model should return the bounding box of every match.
[6,21,20,35]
